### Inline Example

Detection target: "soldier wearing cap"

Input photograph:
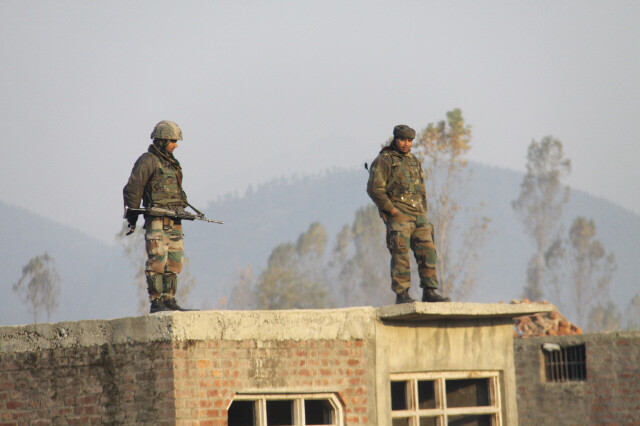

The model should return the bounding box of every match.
[367,124,451,304]
[123,120,193,313]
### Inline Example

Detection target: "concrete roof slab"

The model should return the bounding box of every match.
[378,302,554,321]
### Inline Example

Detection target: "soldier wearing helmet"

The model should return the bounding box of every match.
[123,120,193,313]
[367,124,450,304]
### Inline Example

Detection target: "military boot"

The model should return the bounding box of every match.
[395,290,416,304]
[150,299,171,313]
[163,298,194,311]
[422,288,451,303]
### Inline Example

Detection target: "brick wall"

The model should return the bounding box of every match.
[0,342,175,425]
[514,331,640,426]
[1,337,372,425]
[1,304,554,425]
[171,338,373,425]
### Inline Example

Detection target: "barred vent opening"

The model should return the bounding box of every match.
[542,343,586,382]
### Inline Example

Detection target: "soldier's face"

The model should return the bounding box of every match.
[166,140,178,154]
[395,138,413,154]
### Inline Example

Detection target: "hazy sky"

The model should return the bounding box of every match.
[2,1,639,244]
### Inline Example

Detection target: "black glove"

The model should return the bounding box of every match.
[126,216,138,236]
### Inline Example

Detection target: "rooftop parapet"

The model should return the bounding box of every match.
[0,303,554,353]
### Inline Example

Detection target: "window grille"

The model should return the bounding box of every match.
[390,371,502,426]
[542,343,586,382]
[228,393,342,426]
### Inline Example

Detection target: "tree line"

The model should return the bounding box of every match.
[222,109,638,332]
[13,109,640,331]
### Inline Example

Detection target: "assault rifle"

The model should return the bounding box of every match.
[125,206,223,235]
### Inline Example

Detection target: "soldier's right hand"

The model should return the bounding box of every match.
[379,209,389,224]
[381,208,401,224]
[125,223,136,235]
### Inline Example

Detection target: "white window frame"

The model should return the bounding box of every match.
[390,371,502,426]
[229,393,344,426]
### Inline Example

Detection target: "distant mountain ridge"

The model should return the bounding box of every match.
[2,163,638,326]
[194,163,640,320]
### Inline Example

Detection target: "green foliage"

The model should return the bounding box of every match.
[253,222,335,310]
[12,253,60,323]
[513,136,571,301]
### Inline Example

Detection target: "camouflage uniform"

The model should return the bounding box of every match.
[123,122,187,304]
[367,126,440,298]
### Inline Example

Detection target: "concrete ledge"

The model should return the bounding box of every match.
[0,314,175,353]
[0,304,553,353]
[378,302,554,321]
[0,307,377,353]
[169,307,377,342]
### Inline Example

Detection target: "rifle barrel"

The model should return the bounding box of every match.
[125,206,223,224]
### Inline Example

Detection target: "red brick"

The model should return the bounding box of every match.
[5,401,23,410]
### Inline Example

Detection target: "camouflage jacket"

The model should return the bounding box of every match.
[366,146,427,216]
[123,145,187,215]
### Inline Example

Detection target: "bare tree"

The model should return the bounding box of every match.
[227,266,256,310]
[332,205,391,307]
[623,294,640,330]
[588,302,621,332]
[238,110,489,307]
[332,109,489,304]
[547,217,616,327]
[512,136,571,301]
[13,253,61,323]
[412,109,490,300]
[116,224,147,313]
[567,217,616,327]
[178,258,196,307]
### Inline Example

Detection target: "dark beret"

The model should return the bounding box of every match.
[393,124,416,140]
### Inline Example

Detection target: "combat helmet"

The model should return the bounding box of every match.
[150,120,183,140]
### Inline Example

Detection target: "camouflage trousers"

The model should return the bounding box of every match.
[144,217,184,302]
[385,211,439,294]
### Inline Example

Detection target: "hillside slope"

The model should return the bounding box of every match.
[191,163,639,319]
[1,202,136,325]
[2,163,638,326]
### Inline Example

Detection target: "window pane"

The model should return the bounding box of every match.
[445,378,490,407]
[266,399,294,425]
[391,380,409,410]
[417,380,436,409]
[392,418,410,426]
[447,414,492,426]
[305,399,334,424]
[228,400,256,426]
[419,416,438,426]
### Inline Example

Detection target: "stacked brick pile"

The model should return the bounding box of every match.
[510,299,582,338]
